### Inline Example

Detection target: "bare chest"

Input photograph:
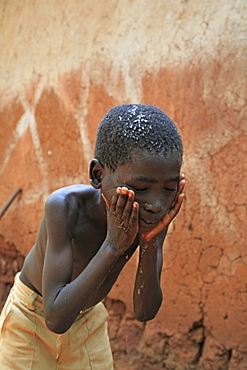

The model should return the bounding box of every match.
[70,219,107,279]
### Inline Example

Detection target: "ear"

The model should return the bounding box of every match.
[89,159,104,189]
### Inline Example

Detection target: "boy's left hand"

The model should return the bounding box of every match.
[142,175,186,242]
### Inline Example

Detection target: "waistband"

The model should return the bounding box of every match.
[14,272,43,312]
[13,272,93,319]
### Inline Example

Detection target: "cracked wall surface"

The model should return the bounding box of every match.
[0,1,246,369]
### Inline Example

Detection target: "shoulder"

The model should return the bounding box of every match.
[45,184,97,222]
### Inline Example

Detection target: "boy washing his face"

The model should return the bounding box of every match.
[0,104,185,369]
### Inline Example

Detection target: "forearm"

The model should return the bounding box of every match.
[133,240,163,322]
[44,240,120,333]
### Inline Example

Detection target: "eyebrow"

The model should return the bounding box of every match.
[133,175,180,183]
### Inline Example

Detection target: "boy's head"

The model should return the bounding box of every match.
[94,104,183,172]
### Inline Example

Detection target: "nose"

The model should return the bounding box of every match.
[144,199,163,213]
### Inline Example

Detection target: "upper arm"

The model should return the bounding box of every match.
[42,192,76,312]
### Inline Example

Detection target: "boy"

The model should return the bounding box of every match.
[0,104,185,369]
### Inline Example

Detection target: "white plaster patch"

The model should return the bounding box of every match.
[0,110,50,202]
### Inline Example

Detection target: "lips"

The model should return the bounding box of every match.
[139,217,160,228]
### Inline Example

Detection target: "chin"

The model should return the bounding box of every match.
[139,220,158,233]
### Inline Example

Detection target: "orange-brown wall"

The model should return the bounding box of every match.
[0,1,246,369]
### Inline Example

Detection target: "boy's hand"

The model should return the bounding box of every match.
[142,175,186,242]
[102,187,139,255]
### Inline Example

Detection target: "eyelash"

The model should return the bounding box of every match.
[165,187,177,192]
[132,187,147,192]
[127,185,177,192]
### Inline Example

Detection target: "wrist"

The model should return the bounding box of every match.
[103,237,123,258]
[140,236,159,250]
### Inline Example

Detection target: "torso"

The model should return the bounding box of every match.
[20,184,138,300]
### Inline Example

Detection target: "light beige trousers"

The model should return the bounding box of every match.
[0,273,113,369]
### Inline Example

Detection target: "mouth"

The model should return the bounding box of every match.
[139,217,160,229]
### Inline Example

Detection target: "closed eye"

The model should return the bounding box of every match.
[125,184,148,192]
[132,187,148,192]
[165,187,177,192]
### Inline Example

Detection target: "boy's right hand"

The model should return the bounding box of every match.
[102,187,139,255]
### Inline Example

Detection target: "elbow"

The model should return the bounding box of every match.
[135,311,158,322]
[134,306,160,322]
[134,297,162,322]
[44,312,71,334]
[45,318,67,334]
[135,313,157,322]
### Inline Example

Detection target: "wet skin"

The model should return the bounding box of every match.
[20,150,185,333]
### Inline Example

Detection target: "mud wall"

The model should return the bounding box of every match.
[0,1,246,369]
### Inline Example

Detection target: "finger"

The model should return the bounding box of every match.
[170,178,185,209]
[178,179,186,193]
[114,187,132,218]
[110,191,120,213]
[129,201,139,225]
[164,193,185,225]
[101,193,110,210]
[122,192,135,224]
[172,192,185,213]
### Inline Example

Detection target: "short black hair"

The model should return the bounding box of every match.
[94,104,183,171]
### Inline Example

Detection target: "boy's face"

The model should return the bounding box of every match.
[101,150,182,233]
